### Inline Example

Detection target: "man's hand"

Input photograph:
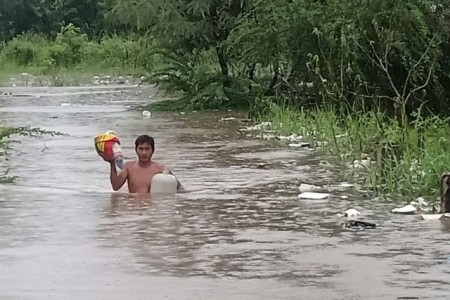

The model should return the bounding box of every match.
[98,152,113,162]
[167,168,184,192]
[157,165,165,173]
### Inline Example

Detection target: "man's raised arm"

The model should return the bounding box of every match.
[110,162,128,191]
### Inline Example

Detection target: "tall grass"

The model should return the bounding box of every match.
[262,103,450,200]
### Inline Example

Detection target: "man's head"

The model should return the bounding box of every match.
[135,135,155,163]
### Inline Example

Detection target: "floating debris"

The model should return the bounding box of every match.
[114,76,126,84]
[260,133,277,140]
[343,220,376,229]
[239,122,271,132]
[298,183,322,193]
[92,75,100,85]
[276,134,303,143]
[410,197,428,208]
[420,214,443,220]
[421,213,450,220]
[298,192,330,199]
[344,208,361,218]
[347,158,372,169]
[288,142,311,148]
[339,183,354,188]
[142,110,152,118]
[337,208,360,218]
[328,182,356,193]
[220,117,238,121]
[391,204,417,214]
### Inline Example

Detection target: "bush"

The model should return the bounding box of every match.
[1,33,48,66]
[0,25,152,75]
[48,24,88,68]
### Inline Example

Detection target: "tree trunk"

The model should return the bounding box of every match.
[269,72,278,91]
[247,63,256,81]
[247,63,256,92]
[268,64,279,91]
[216,46,230,88]
[394,98,408,128]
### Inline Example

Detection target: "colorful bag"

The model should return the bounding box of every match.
[94,130,123,168]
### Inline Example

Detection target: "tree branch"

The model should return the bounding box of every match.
[402,34,436,98]
[367,39,401,100]
[404,60,435,104]
[344,89,395,101]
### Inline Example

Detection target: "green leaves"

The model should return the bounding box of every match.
[0,0,106,41]
[0,127,65,142]
[0,126,65,184]
[186,0,215,17]
[3,0,446,115]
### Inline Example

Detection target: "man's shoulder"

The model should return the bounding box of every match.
[152,161,164,168]
[123,160,137,168]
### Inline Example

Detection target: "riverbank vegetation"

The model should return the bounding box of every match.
[0,126,64,182]
[261,104,450,199]
[0,25,152,85]
[1,0,450,199]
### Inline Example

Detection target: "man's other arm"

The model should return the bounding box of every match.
[168,169,185,192]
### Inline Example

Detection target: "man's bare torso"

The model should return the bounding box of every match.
[125,161,164,193]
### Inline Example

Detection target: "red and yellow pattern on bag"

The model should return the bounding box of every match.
[94,131,120,161]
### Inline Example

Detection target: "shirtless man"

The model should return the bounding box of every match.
[106,135,182,193]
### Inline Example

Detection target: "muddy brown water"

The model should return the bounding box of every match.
[0,84,449,299]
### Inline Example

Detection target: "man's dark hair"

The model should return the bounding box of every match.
[135,135,155,150]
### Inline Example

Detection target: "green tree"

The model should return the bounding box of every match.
[108,0,251,102]
[0,0,106,42]
[306,0,449,121]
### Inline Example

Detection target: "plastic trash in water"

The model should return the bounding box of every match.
[343,220,376,229]
[344,209,361,218]
[112,142,124,169]
[337,208,361,218]
[391,204,417,214]
[142,110,151,118]
[298,192,330,199]
[298,183,322,193]
[420,214,443,220]
[150,169,178,194]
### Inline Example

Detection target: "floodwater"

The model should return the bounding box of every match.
[0,84,449,300]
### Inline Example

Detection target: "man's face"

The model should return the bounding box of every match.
[136,142,153,162]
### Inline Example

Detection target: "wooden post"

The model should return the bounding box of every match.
[440,173,450,213]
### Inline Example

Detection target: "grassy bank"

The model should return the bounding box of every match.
[259,103,450,200]
[0,25,153,86]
